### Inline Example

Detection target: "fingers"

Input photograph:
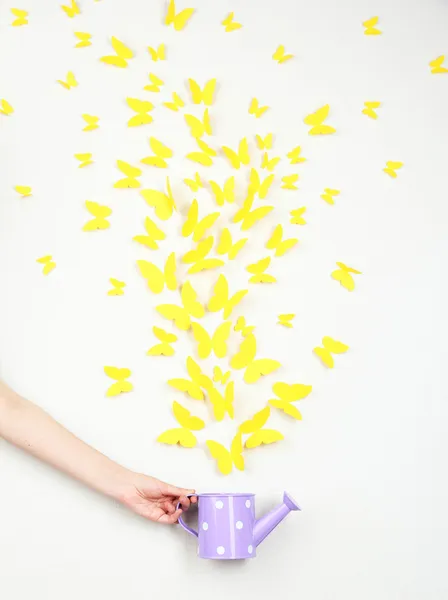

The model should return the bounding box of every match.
[158,508,183,525]
[163,483,196,498]
[162,500,176,514]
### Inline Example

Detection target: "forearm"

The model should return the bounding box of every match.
[0,381,129,498]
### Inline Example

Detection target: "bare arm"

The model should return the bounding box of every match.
[0,380,195,523]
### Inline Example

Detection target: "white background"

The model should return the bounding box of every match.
[1,0,447,598]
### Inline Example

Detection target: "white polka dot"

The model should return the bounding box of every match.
[248,545,253,554]
[215,500,224,509]
[217,546,225,555]
[236,521,244,530]
[202,522,208,531]
[245,500,251,508]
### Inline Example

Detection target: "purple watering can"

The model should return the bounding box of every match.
[177,491,301,559]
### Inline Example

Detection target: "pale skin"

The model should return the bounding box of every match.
[0,380,196,523]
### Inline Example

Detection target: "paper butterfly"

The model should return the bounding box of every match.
[239,407,283,449]
[57,71,78,90]
[206,433,244,475]
[108,278,126,296]
[156,281,204,331]
[11,8,28,26]
[184,172,202,191]
[184,109,211,138]
[216,228,247,260]
[168,356,211,400]
[261,152,280,172]
[249,168,274,199]
[61,0,80,18]
[100,36,133,68]
[75,153,93,168]
[383,161,403,178]
[269,381,312,420]
[290,207,307,225]
[363,16,382,35]
[165,0,194,31]
[182,200,219,242]
[281,174,299,190]
[133,217,166,250]
[209,381,234,421]
[222,138,250,169]
[304,104,336,135]
[182,236,225,274]
[141,137,173,168]
[141,177,177,221]
[209,177,235,206]
[331,262,362,291]
[157,401,204,448]
[208,274,248,319]
[144,73,164,93]
[429,56,448,74]
[74,32,91,47]
[256,133,273,150]
[287,146,306,164]
[249,98,269,118]
[83,201,112,231]
[321,188,340,205]
[362,101,381,119]
[272,44,293,63]
[148,44,165,61]
[0,99,14,115]
[82,114,99,131]
[239,406,270,434]
[266,225,298,257]
[36,255,56,275]
[114,160,142,188]
[233,195,273,231]
[213,366,231,385]
[222,12,242,32]
[234,316,255,337]
[186,138,217,166]
[277,314,295,328]
[164,92,185,112]
[191,321,232,359]
[246,257,276,283]
[147,326,178,356]
[14,185,32,197]
[126,97,154,127]
[188,78,216,105]
[137,253,177,294]
[231,334,281,384]
[104,367,133,397]
[313,337,349,368]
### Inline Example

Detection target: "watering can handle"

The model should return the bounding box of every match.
[176,494,198,538]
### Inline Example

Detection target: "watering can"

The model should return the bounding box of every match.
[177,491,300,559]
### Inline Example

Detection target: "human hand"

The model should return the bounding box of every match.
[115,471,197,524]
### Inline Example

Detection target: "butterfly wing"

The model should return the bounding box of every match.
[245,429,284,448]
[207,274,228,313]
[156,304,191,331]
[212,320,232,358]
[203,79,216,106]
[239,406,270,434]
[164,252,177,291]
[206,441,233,475]
[244,359,281,384]
[313,346,334,368]
[230,334,257,370]
[191,322,212,359]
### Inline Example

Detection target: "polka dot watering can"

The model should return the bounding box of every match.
[177,491,301,559]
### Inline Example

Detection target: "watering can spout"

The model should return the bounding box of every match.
[253,491,301,547]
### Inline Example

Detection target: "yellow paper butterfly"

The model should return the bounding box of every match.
[383,161,403,178]
[266,225,298,257]
[147,326,177,356]
[11,8,28,26]
[234,316,255,337]
[83,201,112,231]
[209,177,234,206]
[290,207,307,225]
[239,406,270,434]
[114,160,142,188]
[141,137,173,168]
[272,44,293,63]
[233,195,274,231]
[239,406,283,449]
[182,199,220,242]
[209,381,234,421]
[157,281,204,331]
[304,104,336,135]
[222,12,242,32]
[429,56,448,74]
[363,16,382,35]
[256,133,273,150]
[82,114,99,131]
[57,71,78,90]
[281,174,299,190]
[61,0,80,18]
[108,278,126,296]
[246,256,276,284]
[168,357,211,400]
[321,188,340,205]
[314,337,349,368]
[277,314,294,328]
[184,172,202,191]
[165,0,194,31]
[287,146,306,164]
[261,152,280,172]
[188,78,216,105]
[362,101,381,119]
[249,97,269,118]
[74,32,91,47]
[0,99,14,115]
[249,168,275,199]
[208,274,248,319]
[75,153,93,168]
[213,366,231,385]
[100,37,133,68]
[141,177,177,221]
[148,44,165,61]
[186,138,216,166]
[144,73,164,93]
[222,138,250,169]
[184,108,211,138]
[104,366,133,397]
[331,262,362,291]
[191,321,232,359]
[231,334,281,384]
[137,253,177,294]
[36,255,56,275]
[182,236,225,274]
[14,185,32,197]
[216,228,247,260]
[164,92,185,112]
[126,97,154,127]
[133,216,166,250]
[269,381,312,420]
[245,429,284,449]
[157,401,204,448]
[206,433,244,475]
